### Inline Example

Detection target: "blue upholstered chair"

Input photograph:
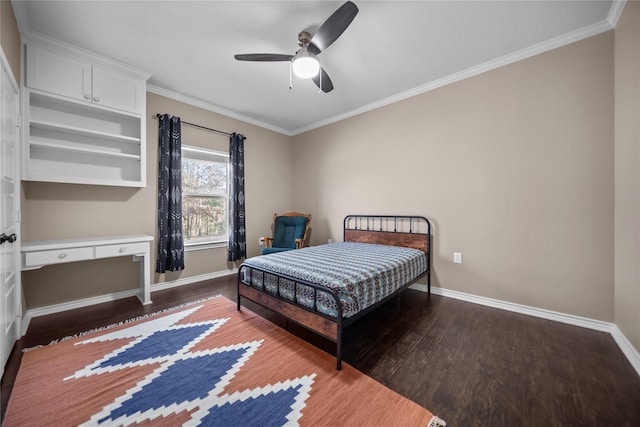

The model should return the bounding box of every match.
[260,212,311,255]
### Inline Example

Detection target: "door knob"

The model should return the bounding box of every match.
[0,233,17,244]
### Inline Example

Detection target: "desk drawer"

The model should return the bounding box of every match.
[24,246,94,267]
[95,242,148,258]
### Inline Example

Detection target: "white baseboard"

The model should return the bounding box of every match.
[150,268,238,292]
[24,269,239,332]
[20,313,31,338]
[610,324,640,377]
[22,289,140,336]
[410,283,640,378]
[22,273,640,378]
[27,289,140,319]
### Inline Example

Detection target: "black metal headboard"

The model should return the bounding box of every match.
[343,215,431,254]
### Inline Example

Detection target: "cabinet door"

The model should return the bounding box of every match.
[26,45,92,103]
[92,67,145,114]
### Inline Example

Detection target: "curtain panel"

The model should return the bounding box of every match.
[228,133,247,261]
[156,114,185,272]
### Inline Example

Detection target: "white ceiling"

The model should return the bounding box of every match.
[12,1,621,135]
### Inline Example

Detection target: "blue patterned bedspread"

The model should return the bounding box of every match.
[240,242,427,319]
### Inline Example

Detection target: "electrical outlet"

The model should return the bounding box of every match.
[454,252,462,264]
[258,238,264,246]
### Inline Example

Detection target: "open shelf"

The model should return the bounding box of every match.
[30,120,141,144]
[28,143,142,186]
[23,89,145,187]
[29,140,141,161]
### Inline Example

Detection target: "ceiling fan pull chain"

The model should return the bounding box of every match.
[289,61,293,90]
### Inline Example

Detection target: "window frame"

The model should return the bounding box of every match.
[181,144,230,251]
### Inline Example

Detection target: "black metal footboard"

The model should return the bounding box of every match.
[237,265,429,370]
[237,264,347,369]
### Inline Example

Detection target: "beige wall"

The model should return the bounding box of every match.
[293,31,615,321]
[614,2,640,353]
[21,92,293,308]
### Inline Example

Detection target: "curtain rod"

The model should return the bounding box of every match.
[153,114,231,137]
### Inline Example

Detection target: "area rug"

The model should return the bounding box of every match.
[4,296,445,426]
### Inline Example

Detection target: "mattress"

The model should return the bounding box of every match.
[240,242,427,318]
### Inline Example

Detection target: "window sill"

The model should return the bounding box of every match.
[184,241,228,252]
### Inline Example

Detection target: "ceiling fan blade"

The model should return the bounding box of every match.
[308,1,358,55]
[312,67,334,93]
[234,53,293,62]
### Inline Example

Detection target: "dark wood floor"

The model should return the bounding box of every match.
[2,275,640,425]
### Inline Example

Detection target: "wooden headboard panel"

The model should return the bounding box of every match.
[343,215,430,254]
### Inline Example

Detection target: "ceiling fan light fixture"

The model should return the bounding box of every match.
[291,48,320,79]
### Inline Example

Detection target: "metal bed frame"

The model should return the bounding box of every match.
[237,214,431,370]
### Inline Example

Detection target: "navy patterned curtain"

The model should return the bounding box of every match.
[228,133,247,261]
[156,114,185,272]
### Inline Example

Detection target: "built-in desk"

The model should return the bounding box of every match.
[21,235,154,305]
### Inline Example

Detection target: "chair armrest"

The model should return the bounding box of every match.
[295,238,304,249]
[260,237,273,248]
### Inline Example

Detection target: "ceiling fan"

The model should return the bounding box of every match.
[234,1,359,93]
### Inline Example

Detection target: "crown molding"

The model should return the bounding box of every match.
[150,10,614,138]
[13,0,622,137]
[10,0,30,37]
[607,0,627,27]
[292,18,614,135]
[146,85,293,136]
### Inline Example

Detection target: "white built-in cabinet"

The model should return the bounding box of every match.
[22,36,150,187]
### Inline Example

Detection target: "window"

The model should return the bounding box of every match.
[181,145,229,247]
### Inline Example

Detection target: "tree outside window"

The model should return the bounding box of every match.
[181,146,229,246]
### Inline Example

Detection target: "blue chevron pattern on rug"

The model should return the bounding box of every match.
[64,303,315,426]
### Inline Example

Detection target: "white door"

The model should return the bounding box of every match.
[0,53,20,378]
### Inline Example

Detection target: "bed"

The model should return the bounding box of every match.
[237,214,431,370]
